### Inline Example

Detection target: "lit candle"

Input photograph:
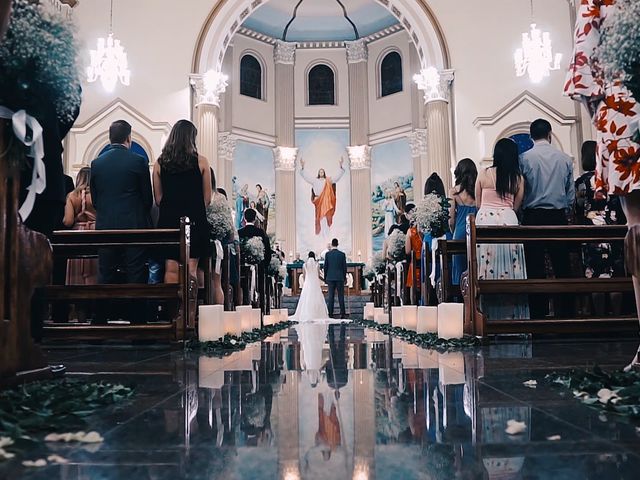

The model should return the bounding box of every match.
[438,352,466,385]
[373,307,384,323]
[237,305,252,333]
[198,356,225,389]
[391,306,404,329]
[437,303,464,339]
[357,250,362,262]
[198,305,224,342]
[289,251,293,262]
[417,348,439,369]
[402,305,418,331]
[223,311,239,336]
[263,314,276,326]
[403,344,419,368]
[363,302,374,320]
[251,308,261,330]
[392,337,405,360]
[374,312,389,325]
[417,306,438,334]
[280,308,290,322]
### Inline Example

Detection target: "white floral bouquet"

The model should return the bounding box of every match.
[599,0,640,101]
[267,254,282,278]
[387,230,407,262]
[241,237,265,265]
[206,195,234,241]
[413,193,450,238]
[0,0,81,122]
[372,251,386,274]
[278,264,288,282]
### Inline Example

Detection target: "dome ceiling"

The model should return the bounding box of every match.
[242,0,399,42]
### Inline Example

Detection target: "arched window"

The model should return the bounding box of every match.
[308,64,335,105]
[380,51,402,97]
[240,54,263,100]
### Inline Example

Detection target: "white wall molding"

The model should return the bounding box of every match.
[368,124,412,145]
[294,117,350,130]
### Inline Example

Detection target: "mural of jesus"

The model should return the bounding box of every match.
[300,157,346,238]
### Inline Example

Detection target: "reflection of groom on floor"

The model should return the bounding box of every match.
[323,238,347,319]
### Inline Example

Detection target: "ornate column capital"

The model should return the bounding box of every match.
[273,146,298,171]
[274,40,296,65]
[218,132,236,163]
[345,39,368,64]
[347,145,371,170]
[412,67,454,104]
[408,129,427,157]
[190,70,228,107]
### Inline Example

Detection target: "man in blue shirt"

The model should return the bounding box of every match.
[520,119,575,319]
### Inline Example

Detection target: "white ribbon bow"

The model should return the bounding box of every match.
[249,265,258,304]
[430,235,446,287]
[0,107,46,221]
[213,240,224,274]
[395,262,404,301]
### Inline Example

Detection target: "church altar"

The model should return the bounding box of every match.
[286,262,365,296]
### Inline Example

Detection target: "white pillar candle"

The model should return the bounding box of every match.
[391,306,404,329]
[392,338,405,360]
[363,302,375,320]
[438,352,466,385]
[417,306,438,334]
[236,305,252,333]
[374,312,389,325]
[402,305,418,331]
[198,357,225,389]
[437,303,464,339]
[223,311,239,336]
[373,307,384,323]
[280,308,290,322]
[418,349,439,369]
[251,308,262,331]
[198,305,224,342]
[263,314,276,326]
[403,344,419,368]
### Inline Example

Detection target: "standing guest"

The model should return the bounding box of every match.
[449,159,478,287]
[217,187,242,307]
[91,120,153,283]
[520,118,574,319]
[256,184,270,233]
[424,172,446,197]
[389,203,414,236]
[63,167,97,286]
[476,138,529,320]
[575,140,626,315]
[154,119,212,284]
[249,200,264,229]
[393,181,407,221]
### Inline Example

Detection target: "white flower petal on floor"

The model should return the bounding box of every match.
[523,380,537,388]
[546,435,562,441]
[505,419,527,435]
[47,454,69,464]
[0,437,13,449]
[597,388,621,404]
[44,431,104,443]
[22,459,47,467]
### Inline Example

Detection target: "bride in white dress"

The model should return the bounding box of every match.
[292,252,329,322]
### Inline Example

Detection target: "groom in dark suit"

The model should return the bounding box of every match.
[323,238,347,318]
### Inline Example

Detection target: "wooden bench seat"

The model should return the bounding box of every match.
[45,283,182,300]
[437,239,466,303]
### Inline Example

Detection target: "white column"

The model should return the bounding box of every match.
[409,128,427,197]
[273,41,297,255]
[190,70,228,187]
[217,132,236,192]
[414,68,455,189]
[346,40,373,259]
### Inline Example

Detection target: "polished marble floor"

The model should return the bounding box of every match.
[2,325,640,479]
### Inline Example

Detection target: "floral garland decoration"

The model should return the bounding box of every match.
[206,194,234,242]
[598,0,640,103]
[355,319,480,351]
[413,193,450,238]
[387,230,407,262]
[546,365,640,418]
[0,0,81,123]
[185,320,296,357]
[241,236,265,265]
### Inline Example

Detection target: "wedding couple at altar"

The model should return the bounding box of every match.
[292,238,348,321]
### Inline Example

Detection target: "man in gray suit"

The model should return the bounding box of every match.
[323,238,347,319]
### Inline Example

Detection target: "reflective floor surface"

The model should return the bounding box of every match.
[2,323,640,479]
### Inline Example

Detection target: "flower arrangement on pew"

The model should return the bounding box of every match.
[267,254,282,279]
[241,237,265,265]
[0,0,81,125]
[414,193,450,237]
[387,230,407,263]
[206,194,234,241]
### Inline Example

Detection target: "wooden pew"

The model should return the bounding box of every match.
[436,239,466,303]
[464,215,634,336]
[43,219,190,341]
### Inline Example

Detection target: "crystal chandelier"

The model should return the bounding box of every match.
[87,0,130,92]
[514,0,561,83]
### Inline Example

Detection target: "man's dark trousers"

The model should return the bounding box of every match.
[523,208,572,319]
[327,280,346,318]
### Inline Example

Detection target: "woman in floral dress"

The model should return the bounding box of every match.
[564,0,640,368]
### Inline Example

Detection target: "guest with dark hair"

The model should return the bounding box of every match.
[449,159,478,287]
[238,208,272,306]
[575,140,626,315]
[388,203,414,236]
[424,172,446,197]
[520,118,575,319]
[476,138,528,320]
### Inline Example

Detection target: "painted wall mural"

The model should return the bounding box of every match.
[232,141,276,237]
[371,138,414,252]
[295,129,352,257]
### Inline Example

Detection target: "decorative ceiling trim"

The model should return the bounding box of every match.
[473,90,578,128]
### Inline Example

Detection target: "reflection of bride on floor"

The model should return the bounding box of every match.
[292,252,330,321]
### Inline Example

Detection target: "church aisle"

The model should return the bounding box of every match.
[1,328,639,479]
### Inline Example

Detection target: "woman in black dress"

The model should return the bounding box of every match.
[153,120,212,283]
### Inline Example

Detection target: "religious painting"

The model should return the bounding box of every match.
[295,129,352,256]
[232,141,276,237]
[371,138,414,251]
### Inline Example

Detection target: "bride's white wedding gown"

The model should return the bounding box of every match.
[292,258,329,321]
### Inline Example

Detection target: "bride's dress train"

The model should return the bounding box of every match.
[291,258,330,322]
